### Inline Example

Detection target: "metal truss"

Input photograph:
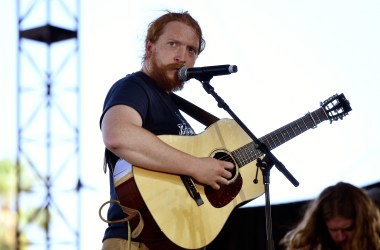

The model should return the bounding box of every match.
[16,0,81,249]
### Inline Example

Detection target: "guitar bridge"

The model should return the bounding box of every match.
[180,175,204,206]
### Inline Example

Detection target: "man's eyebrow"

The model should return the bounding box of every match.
[188,45,198,52]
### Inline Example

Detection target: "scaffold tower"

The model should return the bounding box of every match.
[16,0,81,249]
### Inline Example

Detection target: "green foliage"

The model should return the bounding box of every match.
[1,159,54,249]
[0,159,17,250]
[0,159,16,195]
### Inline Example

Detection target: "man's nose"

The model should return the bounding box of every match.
[174,46,186,64]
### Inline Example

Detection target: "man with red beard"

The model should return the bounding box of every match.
[100,11,234,250]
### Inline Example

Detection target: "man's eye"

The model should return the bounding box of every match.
[188,48,197,55]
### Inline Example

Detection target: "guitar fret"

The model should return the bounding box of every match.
[313,109,328,125]
[307,112,317,128]
[236,146,247,167]
[307,113,318,128]
[280,129,288,142]
[279,128,287,143]
[286,128,292,139]
[301,116,309,131]
[233,142,262,168]
[262,134,271,150]
[269,133,277,148]
[288,124,296,138]
[296,118,303,134]
[275,131,283,145]
[232,147,243,167]
[315,111,322,123]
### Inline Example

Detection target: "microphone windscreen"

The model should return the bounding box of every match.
[178,67,188,81]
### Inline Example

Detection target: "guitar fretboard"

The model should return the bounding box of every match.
[232,107,328,168]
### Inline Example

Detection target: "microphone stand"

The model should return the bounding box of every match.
[195,76,299,250]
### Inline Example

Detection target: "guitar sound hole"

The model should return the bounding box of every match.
[206,150,243,208]
[213,151,238,183]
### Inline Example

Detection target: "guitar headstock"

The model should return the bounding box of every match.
[321,93,352,123]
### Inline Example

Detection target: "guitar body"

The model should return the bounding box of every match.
[133,119,265,249]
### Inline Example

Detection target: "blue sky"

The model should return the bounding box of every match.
[1,1,380,249]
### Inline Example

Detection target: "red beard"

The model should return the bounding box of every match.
[148,54,184,92]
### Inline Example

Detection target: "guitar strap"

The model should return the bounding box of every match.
[171,93,220,127]
[103,93,219,173]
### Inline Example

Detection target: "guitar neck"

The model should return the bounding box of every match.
[232,107,328,167]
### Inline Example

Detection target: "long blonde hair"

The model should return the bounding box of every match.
[280,182,380,250]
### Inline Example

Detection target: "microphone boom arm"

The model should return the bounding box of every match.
[198,78,298,250]
[200,79,299,187]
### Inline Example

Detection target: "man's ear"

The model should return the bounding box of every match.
[145,41,153,58]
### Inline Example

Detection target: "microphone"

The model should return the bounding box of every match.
[178,64,238,81]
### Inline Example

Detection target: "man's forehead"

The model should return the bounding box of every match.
[161,22,199,47]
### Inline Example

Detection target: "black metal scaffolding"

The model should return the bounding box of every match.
[16,0,81,249]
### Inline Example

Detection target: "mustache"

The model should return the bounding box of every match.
[163,63,184,71]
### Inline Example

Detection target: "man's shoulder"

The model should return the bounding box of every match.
[113,71,154,89]
[115,71,144,84]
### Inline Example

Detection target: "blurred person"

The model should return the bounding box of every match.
[280,182,380,250]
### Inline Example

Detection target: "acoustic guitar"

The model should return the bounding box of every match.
[116,93,352,249]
